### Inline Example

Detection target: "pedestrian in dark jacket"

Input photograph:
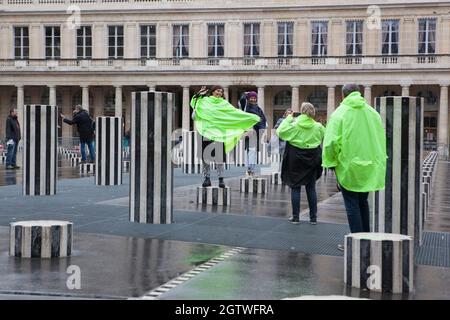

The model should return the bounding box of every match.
[238,91,267,176]
[276,103,325,225]
[5,108,21,169]
[61,105,95,163]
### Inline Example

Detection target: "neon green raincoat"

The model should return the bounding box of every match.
[276,114,325,149]
[190,95,260,153]
[322,91,387,192]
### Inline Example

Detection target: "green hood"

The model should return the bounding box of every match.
[342,91,366,109]
[297,114,316,129]
[276,114,325,149]
[190,95,260,153]
[322,91,387,192]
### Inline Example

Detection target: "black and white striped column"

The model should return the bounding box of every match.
[344,233,413,294]
[182,131,202,174]
[197,186,231,206]
[80,163,95,174]
[240,177,268,194]
[23,105,58,196]
[271,172,284,185]
[70,157,81,167]
[374,97,424,245]
[9,220,72,258]
[123,160,131,172]
[95,117,122,186]
[130,91,174,224]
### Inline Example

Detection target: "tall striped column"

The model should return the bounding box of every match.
[182,131,202,174]
[130,91,174,224]
[23,105,58,196]
[374,97,424,245]
[95,117,122,186]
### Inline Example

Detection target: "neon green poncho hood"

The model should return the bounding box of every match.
[322,91,387,192]
[276,114,325,149]
[190,95,260,153]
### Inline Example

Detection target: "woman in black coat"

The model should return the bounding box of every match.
[276,103,325,225]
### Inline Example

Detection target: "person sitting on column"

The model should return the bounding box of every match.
[191,86,260,188]
[60,105,95,164]
[322,84,387,251]
[5,108,21,170]
[276,103,325,225]
[238,91,267,176]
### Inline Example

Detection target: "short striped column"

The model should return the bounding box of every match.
[80,163,95,174]
[240,177,268,194]
[257,143,270,165]
[197,186,231,206]
[123,160,131,172]
[23,105,58,196]
[95,117,122,186]
[344,233,413,294]
[130,91,174,224]
[70,157,81,167]
[270,172,284,185]
[9,220,72,258]
[422,192,428,223]
[1,155,6,164]
[374,97,424,245]
[182,131,202,174]
[235,139,246,167]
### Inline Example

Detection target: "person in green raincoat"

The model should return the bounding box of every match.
[191,85,260,187]
[276,102,325,225]
[322,84,387,246]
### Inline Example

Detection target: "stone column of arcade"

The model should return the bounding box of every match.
[374,96,424,246]
[95,116,122,186]
[129,91,174,224]
[23,104,58,196]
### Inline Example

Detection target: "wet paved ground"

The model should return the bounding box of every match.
[0,155,450,299]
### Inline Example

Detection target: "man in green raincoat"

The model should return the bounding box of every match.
[191,86,260,187]
[322,84,387,244]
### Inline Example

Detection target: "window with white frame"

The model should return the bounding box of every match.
[243,23,260,57]
[173,24,189,58]
[418,18,436,55]
[207,24,225,57]
[108,25,124,59]
[77,26,92,59]
[45,26,61,59]
[346,21,363,56]
[14,26,29,59]
[311,21,328,56]
[277,22,293,57]
[382,20,399,55]
[140,25,156,58]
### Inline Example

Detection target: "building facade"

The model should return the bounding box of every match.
[0,0,449,149]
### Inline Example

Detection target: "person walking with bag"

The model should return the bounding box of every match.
[276,103,325,225]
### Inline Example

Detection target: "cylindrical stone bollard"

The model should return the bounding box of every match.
[197,186,231,206]
[344,233,413,294]
[130,91,174,224]
[240,177,268,194]
[10,220,73,258]
[182,131,202,174]
[374,97,424,245]
[95,117,122,186]
[23,105,58,196]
